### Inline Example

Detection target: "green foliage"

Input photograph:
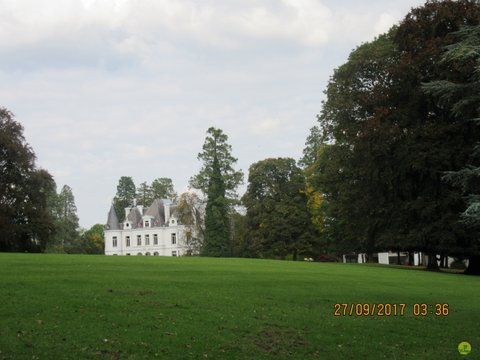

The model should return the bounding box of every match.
[298,125,324,169]
[202,155,231,257]
[423,24,480,274]
[151,177,177,202]
[189,127,243,199]
[242,158,318,260]
[304,1,480,270]
[80,224,105,254]
[231,210,248,257]
[0,108,56,252]
[113,176,136,222]
[137,181,153,206]
[47,184,80,251]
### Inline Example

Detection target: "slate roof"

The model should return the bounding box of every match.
[144,199,166,227]
[127,207,143,228]
[106,204,120,230]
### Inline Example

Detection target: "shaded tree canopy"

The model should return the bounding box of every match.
[304,0,480,271]
[0,108,56,252]
[242,158,318,260]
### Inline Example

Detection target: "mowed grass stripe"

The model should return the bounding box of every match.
[0,253,478,359]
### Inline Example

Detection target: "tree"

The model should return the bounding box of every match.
[303,1,480,271]
[423,25,480,274]
[113,176,136,222]
[176,191,204,255]
[298,125,325,169]
[137,181,153,206]
[151,177,177,202]
[242,158,318,260]
[190,127,243,199]
[231,209,248,257]
[202,154,231,257]
[0,108,56,252]
[48,185,80,251]
[80,224,104,254]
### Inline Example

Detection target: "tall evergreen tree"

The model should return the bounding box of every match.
[48,185,80,250]
[113,176,136,222]
[202,154,231,257]
[189,127,243,200]
[423,25,480,274]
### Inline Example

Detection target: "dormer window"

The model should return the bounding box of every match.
[145,220,150,228]
[125,223,130,228]
[171,219,175,225]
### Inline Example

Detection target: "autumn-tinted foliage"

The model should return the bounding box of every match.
[305,0,480,272]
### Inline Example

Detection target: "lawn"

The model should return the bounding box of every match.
[0,254,478,359]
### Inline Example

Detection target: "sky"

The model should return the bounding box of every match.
[0,0,426,228]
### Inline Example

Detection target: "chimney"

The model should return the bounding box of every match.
[164,202,170,224]
[124,207,131,220]
[137,204,143,215]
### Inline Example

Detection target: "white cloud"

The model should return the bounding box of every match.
[0,0,402,62]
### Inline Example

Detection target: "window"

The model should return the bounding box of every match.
[137,252,142,256]
[172,251,177,257]
[125,223,129,228]
[112,236,118,247]
[171,233,176,245]
[145,234,150,245]
[145,252,151,256]
[126,236,130,247]
[137,235,141,246]
[171,219,175,224]
[126,253,131,256]
[153,252,159,256]
[145,220,150,227]
[153,234,158,245]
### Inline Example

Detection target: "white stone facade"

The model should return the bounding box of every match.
[104,199,187,256]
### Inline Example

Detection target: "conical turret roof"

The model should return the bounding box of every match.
[106,203,120,230]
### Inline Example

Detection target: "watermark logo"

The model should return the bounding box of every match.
[458,341,471,356]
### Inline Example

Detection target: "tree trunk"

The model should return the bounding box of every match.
[439,254,445,268]
[366,252,375,263]
[465,255,480,275]
[426,252,439,271]
[408,252,414,266]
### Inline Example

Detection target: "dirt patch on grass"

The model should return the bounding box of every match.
[249,325,308,356]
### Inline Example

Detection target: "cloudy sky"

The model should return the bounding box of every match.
[0,0,425,228]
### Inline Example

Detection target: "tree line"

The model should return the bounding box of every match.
[300,0,480,274]
[0,109,103,253]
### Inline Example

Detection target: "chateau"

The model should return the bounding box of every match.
[104,199,187,256]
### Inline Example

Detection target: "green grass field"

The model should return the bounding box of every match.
[0,254,478,359]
